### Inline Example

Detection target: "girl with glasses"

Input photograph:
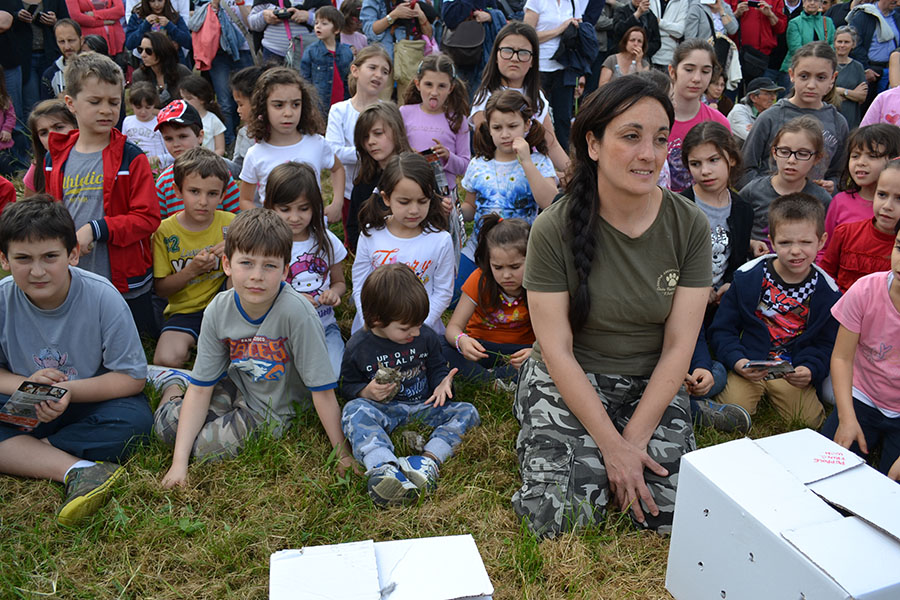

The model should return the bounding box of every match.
[740,115,832,242]
[471,21,569,172]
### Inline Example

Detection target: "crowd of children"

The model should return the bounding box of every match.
[0,20,898,539]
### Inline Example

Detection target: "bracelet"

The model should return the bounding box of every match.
[455,333,469,353]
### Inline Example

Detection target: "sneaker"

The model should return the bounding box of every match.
[695,399,752,434]
[491,378,517,394]
[366,463,419,507]
[57,462,125,526]
[397,455,440,492]
[146,365,191,394]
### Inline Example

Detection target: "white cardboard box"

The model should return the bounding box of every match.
[269,534,494,600]
[666,429,900,600]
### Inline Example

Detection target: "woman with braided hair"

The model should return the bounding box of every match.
[511,75,712,538]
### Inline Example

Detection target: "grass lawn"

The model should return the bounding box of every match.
[0,166,812,599]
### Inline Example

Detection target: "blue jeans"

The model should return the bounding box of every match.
[440,337,529,383]
[341,397,480,469]
[539,69,574,151]
[23,51,53,116]
[208,50,253,146]
[323,322,345,380]
[0,392,153,462]
[820,397,900,477]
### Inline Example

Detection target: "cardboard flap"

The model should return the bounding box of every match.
[809,464,900,543]
[755,429,863,484]
[375,535,494,600]
[269,540,380,600]
[782,517,900,600]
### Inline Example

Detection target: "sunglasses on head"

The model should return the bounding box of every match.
[139,46,154,55]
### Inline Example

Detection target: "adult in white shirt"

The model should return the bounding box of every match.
[523,0,586,150]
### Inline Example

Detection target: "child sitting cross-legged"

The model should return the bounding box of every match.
[0,198,152,526]
[154,208,354,488]
[150,147,235,369]
[709,193,841,428]
[443,215,533,388]
[340,264,481,506]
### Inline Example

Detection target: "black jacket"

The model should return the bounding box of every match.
[679,187,755,286]
[611,1,661,62]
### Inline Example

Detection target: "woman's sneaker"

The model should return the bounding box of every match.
[57,462,125,526]
[366,463,419,507]
[397,455,440,492]
[695,399,752,434]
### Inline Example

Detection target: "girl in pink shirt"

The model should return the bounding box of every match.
[822,222,900,481]
[667,39,731,193]
[825,124,900,250]
[399,53,470,194]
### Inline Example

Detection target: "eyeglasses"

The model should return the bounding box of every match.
[498,47,533,62]
[139,46,154,55]
[774,146,815,161]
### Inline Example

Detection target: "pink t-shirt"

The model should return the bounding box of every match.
[824,190,873,250]
[831,271,900,415]
[23,164,36,193]
[667,103,730,193]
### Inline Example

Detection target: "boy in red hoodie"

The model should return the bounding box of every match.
[45,52,161,337]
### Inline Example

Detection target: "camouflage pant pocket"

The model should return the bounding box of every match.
[511,439,574,538]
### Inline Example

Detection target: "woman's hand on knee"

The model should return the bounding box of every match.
[604,437,668,525]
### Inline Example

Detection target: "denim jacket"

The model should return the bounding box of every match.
[300,40,353,116]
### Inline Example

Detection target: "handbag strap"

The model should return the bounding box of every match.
[220,1,261,64]
[278,0,294,41]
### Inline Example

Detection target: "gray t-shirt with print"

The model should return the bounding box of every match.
[190,284,337,428]
[0,267,147,382]
[62,149,111,282]
[695,197,732,290]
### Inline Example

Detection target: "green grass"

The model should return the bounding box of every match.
[0,170,816,599]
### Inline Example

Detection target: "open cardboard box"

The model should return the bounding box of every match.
[269,534,494,600]
[666,429,900,600]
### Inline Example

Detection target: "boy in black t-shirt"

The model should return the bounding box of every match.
[340,264,480,507]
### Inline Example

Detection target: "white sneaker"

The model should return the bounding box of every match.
[146,365,191,393]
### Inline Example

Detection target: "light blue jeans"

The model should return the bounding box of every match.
[324,322,344,380]
[341,397,480,470]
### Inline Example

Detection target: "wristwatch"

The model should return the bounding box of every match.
[386,13,394,25]
[843,89,848,98]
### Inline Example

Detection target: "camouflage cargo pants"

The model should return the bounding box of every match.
[511,358,695,538]
[154,379,272,461]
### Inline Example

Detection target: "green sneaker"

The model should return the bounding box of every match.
[57,461,124,527]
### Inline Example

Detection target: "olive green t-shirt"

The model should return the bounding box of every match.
[524,189,712,376]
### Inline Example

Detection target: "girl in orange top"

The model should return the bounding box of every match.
[443,215,533,385]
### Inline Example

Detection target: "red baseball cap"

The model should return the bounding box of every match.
[155,99,203,131]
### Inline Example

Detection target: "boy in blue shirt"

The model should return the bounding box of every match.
[0,198,151,526]
[709,193,841,428]
[300,6,353,117]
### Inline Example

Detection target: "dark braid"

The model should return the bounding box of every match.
[564,76,674,329]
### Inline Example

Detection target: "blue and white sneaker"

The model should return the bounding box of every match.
[397,455,440,493]
[146,365,191,394]
[366,463,419,507]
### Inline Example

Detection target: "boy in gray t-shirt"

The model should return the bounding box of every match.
[0,199,152,527]
[154,209,355,488]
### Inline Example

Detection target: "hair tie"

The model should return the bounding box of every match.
[497,216,503,222]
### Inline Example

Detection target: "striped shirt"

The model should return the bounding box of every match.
[156,164,241,219]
